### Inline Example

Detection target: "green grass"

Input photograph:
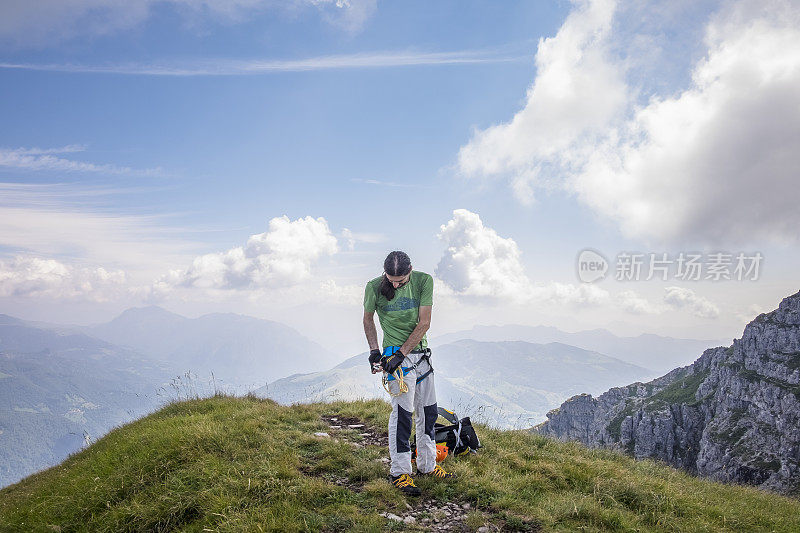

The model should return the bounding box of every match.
[606,403,637,441]
[606,370,711,440]
[646,370,709,408]
[2,395,800,532]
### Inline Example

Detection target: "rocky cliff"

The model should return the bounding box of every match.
[533,290,800,496]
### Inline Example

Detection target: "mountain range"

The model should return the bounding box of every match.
[259,339,654,427]
[0,314,171,488]
[433,325,725,375]
[84,306,340,389]
[0,303,737,491]
[0,306,341,488]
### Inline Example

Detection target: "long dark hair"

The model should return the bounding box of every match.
[380,250,412,301]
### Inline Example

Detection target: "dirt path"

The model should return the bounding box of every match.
[318,414,539,532]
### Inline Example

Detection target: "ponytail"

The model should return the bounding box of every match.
[380,250,412,301]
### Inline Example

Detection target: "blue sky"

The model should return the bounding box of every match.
[1,0,799,356]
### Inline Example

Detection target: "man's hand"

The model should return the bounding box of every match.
[368,349,382,374]
[380,349,405,374]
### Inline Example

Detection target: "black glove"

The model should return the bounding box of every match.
[381,349,405,375]
[368,349,382,373]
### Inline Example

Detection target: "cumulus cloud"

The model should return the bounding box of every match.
[0,0,376,46]
[156,215,339,292]
[457,0,626,204]
[435,209,609,306]
[0,256,126,301]
[574,0,800,245]
[663,286,720,318]
[458,0,800,245]
[435,209,529,299]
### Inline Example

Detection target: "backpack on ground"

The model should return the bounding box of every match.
[412,406,481,460]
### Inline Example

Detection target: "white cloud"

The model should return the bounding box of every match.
[0,256,126,302]
[435,208,610,307]
[616,289,662,314]
[0,0,378,46]
[457,0,800,245]
[0,146,164,176]
[573,0,800,245]
[435,209,529,299]
[156,215,339,292]
[663,286,720,318]
[457,0,626,204]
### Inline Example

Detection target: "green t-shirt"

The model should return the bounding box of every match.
[363,270,433,350]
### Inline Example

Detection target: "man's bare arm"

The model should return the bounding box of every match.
[363,310,380,351]
[400,305,431,355]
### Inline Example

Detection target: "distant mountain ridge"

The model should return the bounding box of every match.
[433,324,724,374]
[85,306,341,388]
[1,307,344,489]
[0,317,171,488]
[259,339,653,428]
[534,289,800,496]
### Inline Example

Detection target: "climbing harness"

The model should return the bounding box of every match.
[381,346,434,397]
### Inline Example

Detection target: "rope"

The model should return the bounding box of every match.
[381,349,431,397]
[382,368,408,397]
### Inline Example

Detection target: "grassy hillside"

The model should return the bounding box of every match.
[1,395,799,532]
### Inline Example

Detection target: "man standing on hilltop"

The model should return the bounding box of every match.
[363,250,455,497]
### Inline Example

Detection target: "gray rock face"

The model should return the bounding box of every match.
[533,290,800,496]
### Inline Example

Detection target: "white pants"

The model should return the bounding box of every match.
[387,352,437,476]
